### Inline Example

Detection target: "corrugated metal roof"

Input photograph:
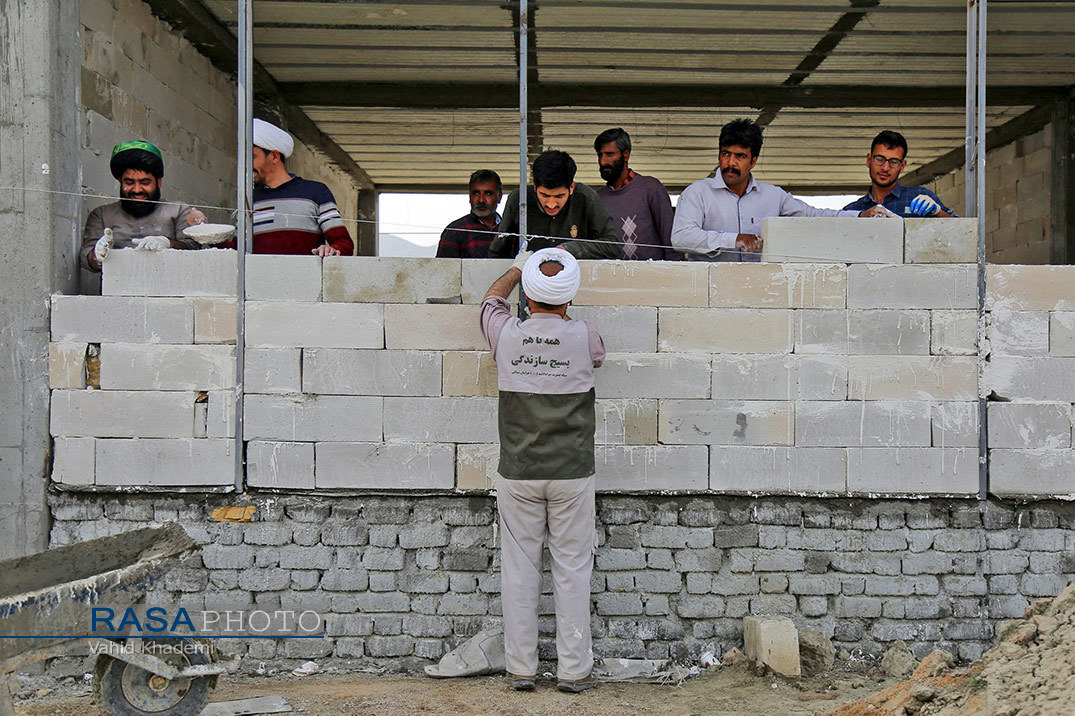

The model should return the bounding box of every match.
[203,0,1075,191]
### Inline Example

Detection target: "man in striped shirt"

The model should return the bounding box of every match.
[250,119,354,256]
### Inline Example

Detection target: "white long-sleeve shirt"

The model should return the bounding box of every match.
[671,173,859,262]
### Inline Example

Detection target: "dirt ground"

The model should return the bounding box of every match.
[15,664,896,716]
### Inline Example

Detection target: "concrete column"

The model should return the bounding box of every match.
[1050,94,1075,265]
[0,0,81,557]
[357,189,378,256]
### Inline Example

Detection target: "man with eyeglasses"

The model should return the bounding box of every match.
[671,119,884,262]
[843,130,956,217]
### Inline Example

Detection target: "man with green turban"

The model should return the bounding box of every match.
[80,141,206,271]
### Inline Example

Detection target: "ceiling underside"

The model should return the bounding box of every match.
[204,0,1075,192]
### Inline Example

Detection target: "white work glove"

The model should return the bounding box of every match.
[511,250,534,272]
[94,228,114,263]
[908,195,940,216]
[133,235,171,251]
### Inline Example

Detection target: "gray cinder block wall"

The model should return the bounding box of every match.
[47,492,1075,671]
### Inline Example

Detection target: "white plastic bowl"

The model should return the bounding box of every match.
[182,223,235,245]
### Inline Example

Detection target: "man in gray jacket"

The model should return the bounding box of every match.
[479,247,605,693]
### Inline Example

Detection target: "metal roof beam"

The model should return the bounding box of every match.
[142,0,375,190]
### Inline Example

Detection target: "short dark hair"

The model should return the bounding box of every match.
[871,130,908,156]
[719,118,763,158]
[532,150,577,189]
[468,169,502,193]
[594,128,631,154]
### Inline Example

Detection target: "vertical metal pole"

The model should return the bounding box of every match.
[964,0,977,216]
[517,0,529,318]
[975,0,989,501]
[234,0,253,493]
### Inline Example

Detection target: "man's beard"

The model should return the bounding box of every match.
[121,187,162,218]
[472,203,492,217]
[600,157,625,182]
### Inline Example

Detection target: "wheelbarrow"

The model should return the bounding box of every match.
[0,523,239,715]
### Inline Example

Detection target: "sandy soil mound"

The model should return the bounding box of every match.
[827,584,1075,716]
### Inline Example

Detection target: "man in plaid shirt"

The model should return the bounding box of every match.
[436,170,502,258]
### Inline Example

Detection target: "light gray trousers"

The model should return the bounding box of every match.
[495,474,596,680]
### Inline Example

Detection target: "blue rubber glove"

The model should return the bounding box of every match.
[907,195,940,216]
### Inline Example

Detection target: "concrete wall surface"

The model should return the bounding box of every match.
[45,492,1075,672]
[45,219,1075,499]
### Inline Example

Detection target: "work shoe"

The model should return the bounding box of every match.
[507,673,536,691]
[556,672,597,693]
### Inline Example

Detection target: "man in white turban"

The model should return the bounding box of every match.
[476,247,605,694]
[248,118,354,256]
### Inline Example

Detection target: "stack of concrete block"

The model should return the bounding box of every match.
[49,249,238,487]
[46,220,1072,498]
[983,265,1075,497]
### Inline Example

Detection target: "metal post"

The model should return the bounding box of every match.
[964,0,977,217]
[517,0,529,318]
[975,0,989,501]
[234,0,253,493]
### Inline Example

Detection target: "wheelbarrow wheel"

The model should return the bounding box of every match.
[93,638,214,716]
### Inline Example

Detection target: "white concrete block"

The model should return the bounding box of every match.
[985,357,1075,401]
[987,311,1049,356]
[49,342,87,389]
[244,348,301,393]
[243,395,383,442]
[246,441,315,489]
[461,259,516,304]
[383,397,498,443]
[710,263,846,308]
[103,248,237,296]
[246,255,322,301]
[51,437,95,486]
[904,218,978,263]
[99,343,235,390]
[569,305,657,352]
[847,264,977,309]
[847,448,978,495]
[711,355,796,400]
[594,446,708,491]
[743,616,801,677]
[659,400,794,446]
[595,354,711,398]
[1051,312,1075,356]
[442,351,498,397]
[456,443,498,490]
[931,310,978,356]
[95,438,234,486]
[986,265,1075,311]
[988,403,1071,449]
[51,295,193,343]
[846,356,978,401]
[206,391,235,438]
[384,304,486,350]
[795,310,930,355]
[245,301,384,348]
[761,217,903,264]
[989,449,1075,497]
[932,402,979,448]
[658,309,792,353]
[797,357,848,401]
[596,399,658,445]
[50,390,195,438]
[315,442,455,489]
[710,446,845,494]
[302,349,441,396]
[193,298,236,344]
[322,256,461,303]
[795,402,932,447]
[573,261,709,307]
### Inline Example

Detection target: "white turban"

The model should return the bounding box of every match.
[253,118,294,158]
[521,248,580,305]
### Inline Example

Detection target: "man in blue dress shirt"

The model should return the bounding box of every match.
[843,130,956,218]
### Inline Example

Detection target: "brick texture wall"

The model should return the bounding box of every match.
[46,492,1075,672]
[926,124,1053,264]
